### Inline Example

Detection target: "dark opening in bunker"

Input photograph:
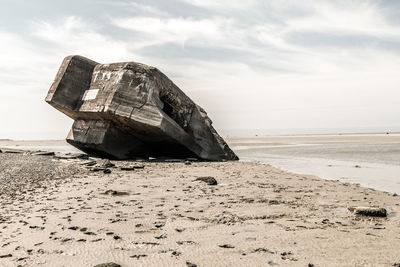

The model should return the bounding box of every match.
[160,93,189,131]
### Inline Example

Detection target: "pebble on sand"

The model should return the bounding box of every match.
[93,263,121,267]
[195,176,218,185]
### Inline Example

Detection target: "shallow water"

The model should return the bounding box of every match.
[2,135,400,194]
[228,134,400,194]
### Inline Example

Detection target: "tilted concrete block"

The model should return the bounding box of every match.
[46,55,238,161]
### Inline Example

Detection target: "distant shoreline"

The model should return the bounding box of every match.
[1,132,400,142]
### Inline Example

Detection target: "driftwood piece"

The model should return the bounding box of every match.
[349,207,387,217]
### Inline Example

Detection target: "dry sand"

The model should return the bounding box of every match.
[0,152,399,266]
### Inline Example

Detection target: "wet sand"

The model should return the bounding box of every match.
[0,152,399,266]
[228,134,400,194]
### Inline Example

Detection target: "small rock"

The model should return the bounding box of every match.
[252,248,274,254]
[218,244,234,248]
[172,251,181,256]
[90,167,106,172]
[84,231,96,235]
[93,263,121,267]
[130,254,147,259]
[155,234,167,239]
[321,219,329,224]
[103,190,128,196]
[103,169,111,174]
[0,254,12,258]
[186,261,197,267]
[195,176,218,185]
[120,167,135,171]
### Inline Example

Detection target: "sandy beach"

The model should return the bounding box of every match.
[0,151,399,266]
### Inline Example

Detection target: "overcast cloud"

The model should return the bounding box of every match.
[1,0,400,139]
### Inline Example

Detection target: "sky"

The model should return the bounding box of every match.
[1,0,400,139]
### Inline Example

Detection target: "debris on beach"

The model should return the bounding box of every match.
[120,164,144,171]
[1,148,25,154]
[32,151,55,156]
[103,190,128,196]
[54,153,88,160]
[93,263,121,267]
[195,176,218,185]
[349,207,387,217]
[45,55,238,161]
[0,254,12,258]
[80,160,97,166]
[99,159,115,168]
[218,244,235,248]
[186,261,197,267]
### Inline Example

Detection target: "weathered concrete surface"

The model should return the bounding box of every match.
[46,55,238,161]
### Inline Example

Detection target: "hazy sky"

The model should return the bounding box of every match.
[1,0,400,139]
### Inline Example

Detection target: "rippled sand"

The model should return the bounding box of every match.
[0,152,399,266]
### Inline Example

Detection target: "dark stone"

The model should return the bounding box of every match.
[218,244,235,248]
[195,176,218,185]
[120,164,143,171]
[93,263,121,267]
[103,190,128,196]
[186,261,197,267]
[46,55,238,161]
[130,254,147,259]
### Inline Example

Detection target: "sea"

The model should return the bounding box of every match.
[228,134,400,194]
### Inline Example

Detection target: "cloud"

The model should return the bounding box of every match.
[283,1,400,41]
[31,16,138,63]
[1,1,400,139]
[111,16,231,48]
[177,0,257,9]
